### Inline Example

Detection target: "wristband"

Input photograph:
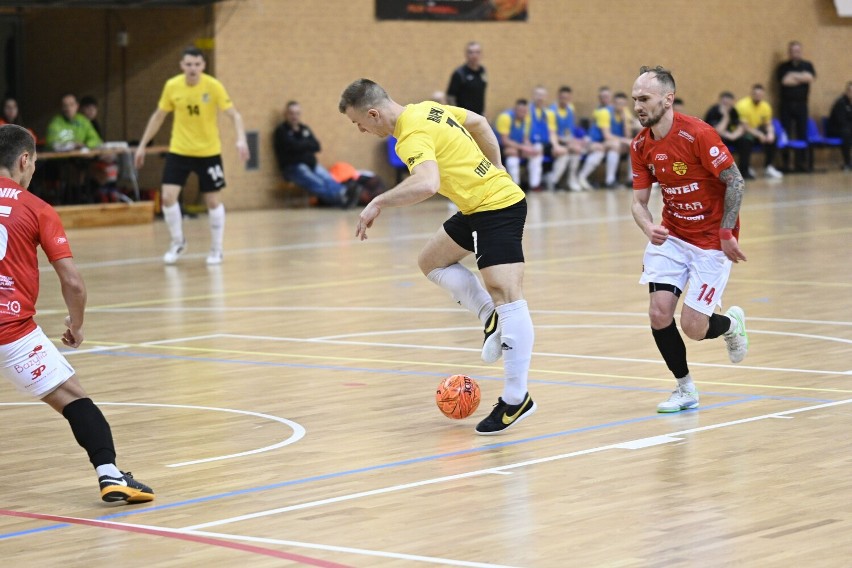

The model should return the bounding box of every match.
[719,228,734,240]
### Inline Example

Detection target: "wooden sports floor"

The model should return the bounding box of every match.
[1,171,850,567]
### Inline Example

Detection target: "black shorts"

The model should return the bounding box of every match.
[162,153,226,192]
[443,199,526,270]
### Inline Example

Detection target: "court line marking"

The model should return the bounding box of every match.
[59,334,852,393]
[182,398,852,531]
[212,332,852,383]
[184,530,522,568]
[0,509,352,568]
[0,395,825,543]
[0,402,305,468]
[69,306,852,329]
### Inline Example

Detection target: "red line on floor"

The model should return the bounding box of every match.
[0,508,352,568]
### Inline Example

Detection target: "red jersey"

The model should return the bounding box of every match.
[0,177,72,344]
[631,112,739,250]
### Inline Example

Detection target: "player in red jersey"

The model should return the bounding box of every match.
[0,125,154,503]
[630,67,750,413]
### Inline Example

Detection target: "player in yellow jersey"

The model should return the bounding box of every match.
[134,47,250,266]
[339,78,536,435]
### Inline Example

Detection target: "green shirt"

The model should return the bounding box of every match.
[45,113,102,150]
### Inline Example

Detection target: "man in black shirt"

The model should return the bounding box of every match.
[827,81,852,171]
[273,101,359,208]
[776,41,816,172]
[446,41,487,115]
[704,92,749,176]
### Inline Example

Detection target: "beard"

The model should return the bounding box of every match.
[638,102,666,127]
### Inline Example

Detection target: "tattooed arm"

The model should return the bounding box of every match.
[718,163,747,263]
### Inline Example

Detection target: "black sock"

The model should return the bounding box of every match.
[704,313,731,340]
[652,320,689,379]
[62,398,116,468]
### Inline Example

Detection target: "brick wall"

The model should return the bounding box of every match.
[14,0,852,210]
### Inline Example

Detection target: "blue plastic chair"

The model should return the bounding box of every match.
[772,118,808,151]
[386,136,407,183]
[807,118,843,147]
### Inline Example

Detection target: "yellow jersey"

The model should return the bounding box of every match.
[158,73,233,157]
[394,102,524,215]
[734,97,773,128]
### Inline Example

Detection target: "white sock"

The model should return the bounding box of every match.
[427,264,494,323]
[208,203,225,252]
[96,463,122,479]
[676,374,695,391]
[162,202,184,245]
[506,156,521,184]
[528,145,544,188]
[568,154,581,179]
[498,299,534,404]
[579,150,604,179]
[605,149,620,184]
[550,154,569,186]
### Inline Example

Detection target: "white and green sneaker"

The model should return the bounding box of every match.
[657,386,699,413]
[723,306,749,363]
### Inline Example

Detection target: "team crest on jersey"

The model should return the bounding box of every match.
[672,161,688,175]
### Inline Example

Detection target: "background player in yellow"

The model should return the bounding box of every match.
[134,46,250,265]
[339,79,536,435]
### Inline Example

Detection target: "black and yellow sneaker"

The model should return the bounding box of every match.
[99,471,155,504]
[481,310,502,363]
[475,393,537,435]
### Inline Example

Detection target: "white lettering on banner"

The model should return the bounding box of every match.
[0,188,21,199]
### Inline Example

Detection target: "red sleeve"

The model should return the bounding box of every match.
[695,126,734,177]
[37,206,72,262]
[630,139,653,189]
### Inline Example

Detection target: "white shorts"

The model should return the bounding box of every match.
[639,236,732,316]
[0,326,74,398]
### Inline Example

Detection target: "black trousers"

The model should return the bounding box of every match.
[779,99,809,169]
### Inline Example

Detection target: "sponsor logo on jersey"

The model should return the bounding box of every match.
[709,146,720,157]
[0,188,21,200]
[202,93,210,103]
[0,275,14,289]
[672,161,688,175]
[55,236,68,245]
[711,153,730,168]
[654,153,668,161]
[0,206,11,217]
[677,130,695,142]
[407,152,423,167]
[661,181,699,195]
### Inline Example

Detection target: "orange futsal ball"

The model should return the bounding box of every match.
[436,374,481,419]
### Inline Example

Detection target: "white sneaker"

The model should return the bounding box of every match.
[657,386,699,413]
[163,240,186,265]
[723,306,749,363]
[481,311,502,364]
[748,167,757,178]
[577,176,593,191]
[765,165,784,179]
[567,176,582,192]
[206,249,223,266]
